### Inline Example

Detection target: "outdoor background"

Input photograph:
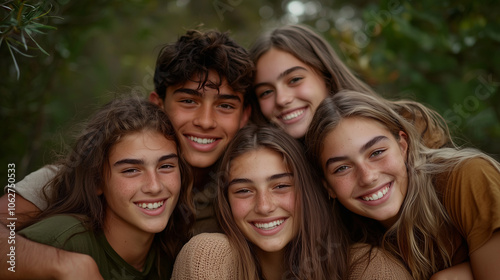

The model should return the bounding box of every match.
[1,0,499,193]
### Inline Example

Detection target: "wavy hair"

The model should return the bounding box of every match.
[249,24,451,147]
[154,29,254,106]
[305,90,500,280]
[216,124,348,280]
[23,96,195,273]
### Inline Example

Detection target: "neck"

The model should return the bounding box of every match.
[256,247,286,280]
[103,222,155,271]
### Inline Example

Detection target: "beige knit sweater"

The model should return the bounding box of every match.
[171,233,413,279]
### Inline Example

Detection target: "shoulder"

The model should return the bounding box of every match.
[19,215,90,247]
[171,233,238,280]
[348,243,413,280]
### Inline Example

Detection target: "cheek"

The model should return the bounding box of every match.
[228,197,247,222]
[326,176,353,197]
[258,99,274,117]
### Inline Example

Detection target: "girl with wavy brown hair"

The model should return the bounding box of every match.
[19,97,195,279]
[306,90,500,280]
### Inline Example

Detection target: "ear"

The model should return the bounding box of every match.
[398,131,409,158]
[239,105,251,128]
[322,179,337,199]
[149,92,164,108]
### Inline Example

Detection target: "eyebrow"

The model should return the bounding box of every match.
[227,172,293,187]
[173,88,242,103]
[113,153,178,166]
[254,66,308,89]
[324,135,389,168]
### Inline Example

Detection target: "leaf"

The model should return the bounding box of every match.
[6,42,20,79]
[25,29,49,56]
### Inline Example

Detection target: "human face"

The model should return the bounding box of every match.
[159,70,250,169]
[254,48,328,139]
[227,148,298,254]
[100,130,181,242]
[320,117,408,228]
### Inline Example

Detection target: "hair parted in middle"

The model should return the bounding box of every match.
[154,29,254,105]
[215,123,349,280]
[305,90,500,279]
[249,24,452,147]
[28,96,195,262]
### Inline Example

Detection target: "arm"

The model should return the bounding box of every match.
[430,262,473,280]
[470,230,500,279]
[0,165,58,227]
[0,224,103,280]
[0,194,41,227]
[171,233,238,280]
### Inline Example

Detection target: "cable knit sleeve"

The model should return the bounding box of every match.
[348,243,414,280]
[171,233,239,280]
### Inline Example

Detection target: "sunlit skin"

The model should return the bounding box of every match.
[150,70,250,169]
[228,148,299,259]
[254,48,328,139]
[98,130,181,266]
[320,117,408,228]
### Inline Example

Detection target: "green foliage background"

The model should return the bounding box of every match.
[1,0,499,192]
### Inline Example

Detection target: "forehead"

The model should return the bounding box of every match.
[168,70,242,95]
[322,117,391,152]
[110,131,176,157]
[229,148,288,178]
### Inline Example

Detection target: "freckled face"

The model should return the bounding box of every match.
[100,131,181,240]
[320,117,408,228]
[227,148,299,254]
[254,48,328,139]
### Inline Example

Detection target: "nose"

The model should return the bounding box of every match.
[193,104,217,129]
[254,191,276,214]
[142,171,163,195]
[275,86,294,107]
[358,164,378,187]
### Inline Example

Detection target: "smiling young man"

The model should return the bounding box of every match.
[0,29,253,279]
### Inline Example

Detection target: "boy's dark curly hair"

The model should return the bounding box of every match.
[154,29,254,105]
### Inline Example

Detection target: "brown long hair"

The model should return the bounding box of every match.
[23,96,195,268]
[249,24,451,147]
[305,90,500,279]
[216,124,348,280]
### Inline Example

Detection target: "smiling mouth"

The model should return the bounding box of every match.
[361,185,390,201]
[279,108,305,121]
[253,219,285,230]
[135,200,165,210]
[187,136,217,144]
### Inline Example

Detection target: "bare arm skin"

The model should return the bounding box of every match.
[0,194,41,228]
[0,223,103,279]
[0,194,103,279]
[430,262,473,280]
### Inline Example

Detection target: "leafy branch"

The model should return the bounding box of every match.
[1,0,60,79]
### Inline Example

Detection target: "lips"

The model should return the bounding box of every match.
[187,135,217,144]
[135,200,165,210]
[253,219,285,230]
[277,107,306,121]
[360,183,391,201]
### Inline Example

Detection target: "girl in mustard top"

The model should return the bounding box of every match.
[306,90,500,280]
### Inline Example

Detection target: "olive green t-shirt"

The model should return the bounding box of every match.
[19,215,171,280]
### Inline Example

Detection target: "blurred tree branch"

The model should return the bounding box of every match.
[1,0,60,79]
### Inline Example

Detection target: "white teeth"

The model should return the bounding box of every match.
[254,219,285,230]
[281,109,304,121]
[361,186,389,201]
[136,200,164,210]
[188,136,216,144]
